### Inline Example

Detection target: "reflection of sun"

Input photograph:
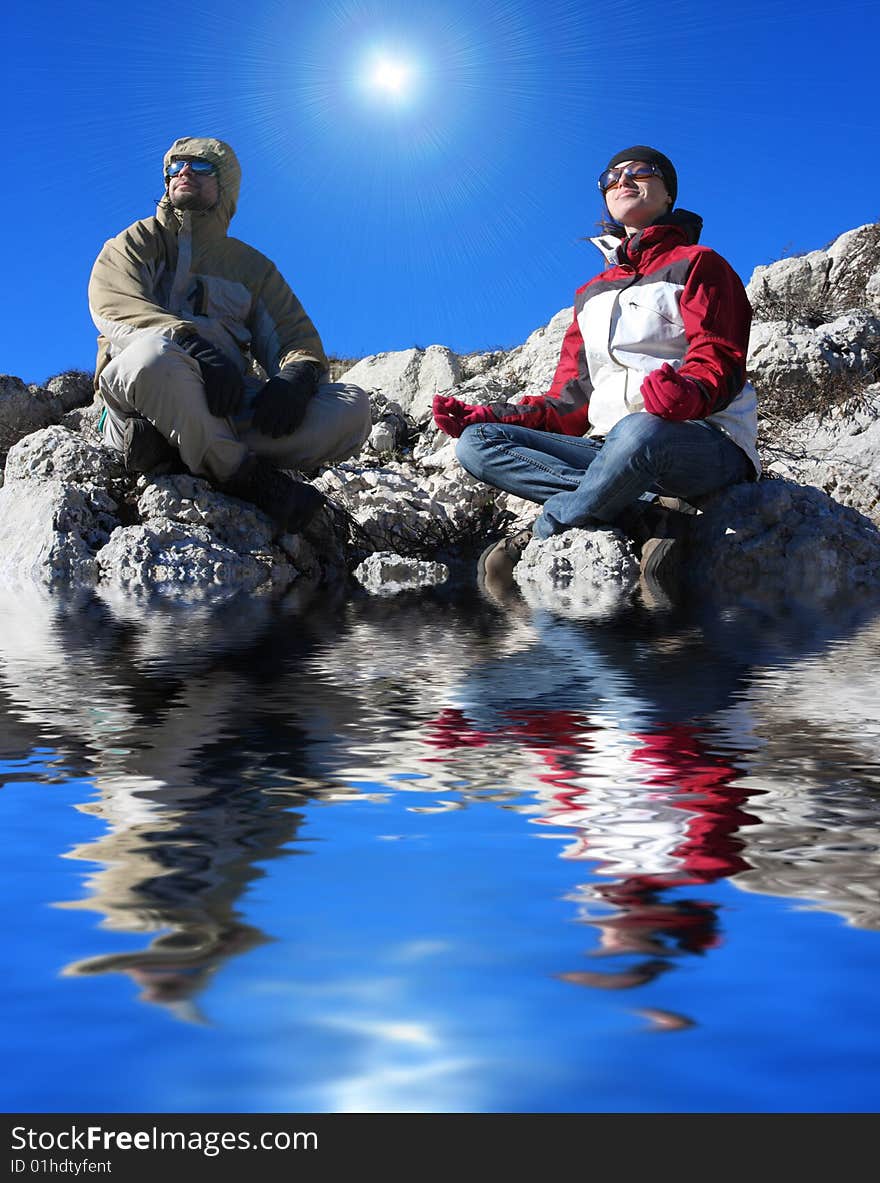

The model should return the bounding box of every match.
[366,55,415,100]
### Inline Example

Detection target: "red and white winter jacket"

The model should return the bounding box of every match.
[495,216,760,476]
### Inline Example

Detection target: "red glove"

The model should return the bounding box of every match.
[640,363,707,421]
[432,394,498,438]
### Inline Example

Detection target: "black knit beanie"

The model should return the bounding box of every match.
[606,145,677,207]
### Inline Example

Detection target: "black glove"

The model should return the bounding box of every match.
[183,333,245,418]
[251,360,321,439]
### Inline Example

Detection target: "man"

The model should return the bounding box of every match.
[89,136,371,533]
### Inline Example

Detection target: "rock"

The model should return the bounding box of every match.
[340,346,461,424]
[747,223,880,322]
[513,527,640,619]
[0,427,329,598]
[0,478,112,589]
[0,426,123,588]
[45,370,96,413]
[748,310,880,398]
[0,375,62,463]
[687,477,880,609]
[96,521,297,598]
[314,459,506,555]
[763,385,880,523]
[4,239,880,607]
[353,552,449,594]
[499,306,572,395]
[4,422,123,488]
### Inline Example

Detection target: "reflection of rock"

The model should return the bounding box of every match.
[0,585,353,1020]
[721,611,880,932]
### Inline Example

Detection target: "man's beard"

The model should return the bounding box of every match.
[170,192,215,212]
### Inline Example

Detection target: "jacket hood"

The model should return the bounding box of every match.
[157,136,241,232]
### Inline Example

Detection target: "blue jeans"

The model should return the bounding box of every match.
[455,413,754,540]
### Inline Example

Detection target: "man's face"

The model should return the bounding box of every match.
[166,158,220,212]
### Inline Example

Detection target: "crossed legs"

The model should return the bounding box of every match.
[455,413,753,540]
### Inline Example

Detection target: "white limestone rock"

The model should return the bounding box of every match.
[687,477,880,608]
[340,346,461,424]
[314,459,503,553]
[499,305,572,395]
[0,376,63,462]
[353,551,449,594]
[764,385,880,523]
[748,310,880,395]
[45,371,96,413]
[0,479,108,588]
[96,522,294,597]
[747,223,880,320]
[0,427,123,588]
[4,423,122,488]
[513,528,640,619]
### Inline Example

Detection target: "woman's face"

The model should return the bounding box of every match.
[604,161,671,232]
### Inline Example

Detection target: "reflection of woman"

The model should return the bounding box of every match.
[433,145,760,596]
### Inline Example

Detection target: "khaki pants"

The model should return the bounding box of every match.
[99,335,371,482]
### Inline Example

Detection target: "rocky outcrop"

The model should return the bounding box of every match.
[747,224,880,419]
[3,223,880,610]
[0,425,333,599]
[340,346,461,424]
[0,370,95,473]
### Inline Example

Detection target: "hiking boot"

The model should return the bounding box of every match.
[640,532,683,590]
[223,455,326,534]
[122,416,179,475]
[655,495,700,516]
[477,527,534,601]
[633,501,690,596]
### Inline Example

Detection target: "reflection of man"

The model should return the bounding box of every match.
[89,136,371,533]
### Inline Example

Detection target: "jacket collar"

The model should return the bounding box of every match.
[590,208,704,266]
[156,199,228,246]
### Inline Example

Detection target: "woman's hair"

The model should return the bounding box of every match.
[594,216,626,239]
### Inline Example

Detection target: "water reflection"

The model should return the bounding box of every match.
[0,586,353,1020]
[416,612,762,1021]
[2,582,880,1040]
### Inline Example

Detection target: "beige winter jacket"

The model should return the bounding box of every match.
[88,136,327,390]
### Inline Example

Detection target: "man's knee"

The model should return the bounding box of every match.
[102,336,198,405]
[343,382,372,442]
[297,381,372,465]
[325,381,371,451]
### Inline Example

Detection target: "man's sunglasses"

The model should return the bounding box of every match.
[166,159,217,177]
[598,163,663,193]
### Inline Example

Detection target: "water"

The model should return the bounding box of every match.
[3,582,880,1113]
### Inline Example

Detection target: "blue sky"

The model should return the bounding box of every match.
[4,0,879,386]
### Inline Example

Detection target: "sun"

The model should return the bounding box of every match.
[371,58,411,94]
[363,53,417,102]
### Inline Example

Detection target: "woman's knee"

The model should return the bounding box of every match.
[605,411,668,452]
[455,422,501,480]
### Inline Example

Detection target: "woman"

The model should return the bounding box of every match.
[433,145,759,596]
